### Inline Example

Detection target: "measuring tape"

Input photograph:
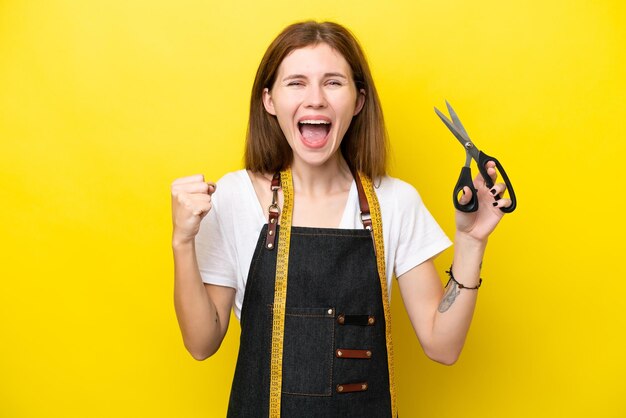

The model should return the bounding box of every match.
[268,169,397,417]
[360,174,398,417]
[269,168,293,417]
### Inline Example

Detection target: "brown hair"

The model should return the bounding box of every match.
[244,21,388,178]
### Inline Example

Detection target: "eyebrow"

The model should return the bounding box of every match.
[282,72,349,81]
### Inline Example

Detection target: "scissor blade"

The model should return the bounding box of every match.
[445,101,471,140]
[434,106,472,148]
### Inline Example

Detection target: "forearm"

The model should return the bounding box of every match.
[428,233,486,363]
[173,240,224,360]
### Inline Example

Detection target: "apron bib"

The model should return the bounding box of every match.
[227,169,397,417]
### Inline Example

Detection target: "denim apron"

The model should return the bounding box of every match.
[227,171,395,417]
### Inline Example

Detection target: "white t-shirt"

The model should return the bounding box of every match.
[195,170,452,320]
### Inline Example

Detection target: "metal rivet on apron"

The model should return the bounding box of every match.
[368,316,375,325]
[337,385,344,392]
[337,314,345,324]
[327,308,333,315]
[268,230,274,236]
[336,350,343,357]
[270,218,276,224]
[366,350,372,358]
[362,383,368,390]
[267,243,273,249]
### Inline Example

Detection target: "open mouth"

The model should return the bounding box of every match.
[298,119,331,148]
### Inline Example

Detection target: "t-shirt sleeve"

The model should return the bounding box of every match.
[194,182,238,289]
[392,180,452,278]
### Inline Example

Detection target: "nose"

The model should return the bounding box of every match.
[304,85,327,108]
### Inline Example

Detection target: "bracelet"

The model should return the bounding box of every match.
[445,265,482,290]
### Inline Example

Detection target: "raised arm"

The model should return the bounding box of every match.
[171,175,235,360]
[398,162,511,365]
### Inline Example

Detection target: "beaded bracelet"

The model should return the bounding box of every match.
[445,265,482,290]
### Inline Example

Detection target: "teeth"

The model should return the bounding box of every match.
[299,120,330,125]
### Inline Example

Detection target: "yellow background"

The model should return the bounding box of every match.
[1,0,624,417]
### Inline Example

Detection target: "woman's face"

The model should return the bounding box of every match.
[263,43,365,169]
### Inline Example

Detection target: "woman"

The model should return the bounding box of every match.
[171,21,510,417]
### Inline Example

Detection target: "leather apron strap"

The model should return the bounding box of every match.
[356,172,398,417]
[268,169,294,417]
[267,168,397,417]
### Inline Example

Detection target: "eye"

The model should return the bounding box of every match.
[286,80,304,87]
[326,79,344,87]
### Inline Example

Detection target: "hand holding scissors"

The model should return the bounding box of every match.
[434,101,517,214]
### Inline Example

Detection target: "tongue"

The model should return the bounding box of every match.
[300,124,328,142]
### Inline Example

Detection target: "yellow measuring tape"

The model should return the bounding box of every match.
[268,168,397,417]
[360,174,398,417]
[269,168,293,417]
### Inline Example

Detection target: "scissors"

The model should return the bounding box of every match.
[434,101,517,213]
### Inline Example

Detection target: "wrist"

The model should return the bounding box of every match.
[172,235,195,251]
[454,231,488,251]
[453,232,486,277]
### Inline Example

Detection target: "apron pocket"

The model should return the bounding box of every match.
[279,306,335,396]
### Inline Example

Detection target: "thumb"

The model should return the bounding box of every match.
[458,186,473,206]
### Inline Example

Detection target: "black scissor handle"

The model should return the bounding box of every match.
[453,166,479,212]
[476,151,517,213]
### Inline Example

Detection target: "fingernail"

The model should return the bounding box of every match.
[492,202,498,207]
[490,188,497,195]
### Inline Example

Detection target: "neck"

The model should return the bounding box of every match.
[290,153,352,196]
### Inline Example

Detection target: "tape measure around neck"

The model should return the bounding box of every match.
[268,169,396,417]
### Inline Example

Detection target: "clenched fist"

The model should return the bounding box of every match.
[171,174,216,246]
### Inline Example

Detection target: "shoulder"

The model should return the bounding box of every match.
[211,170,252,203]
[375,175,424,210]
[210,169,264,225]
[215,169,250,190]
[208,170,257,219]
